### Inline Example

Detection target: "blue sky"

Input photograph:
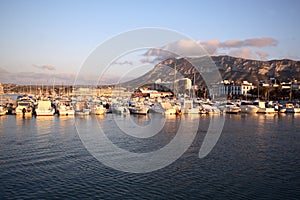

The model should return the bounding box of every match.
[0,0,299,84]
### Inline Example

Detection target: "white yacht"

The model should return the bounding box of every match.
[57,104,75,116]
[75,101,91,115]
[91,104,106,115]
[0,105,6,116]
[15,99,33,115]
[149,102,176,115]
[255,101,276,114]
[218,102,241,114]
[181,100,201,114]
[240,101,259,113]
[36,100,55,116]
[111,103,130,115]
[128,103,149,115]
[201,103,221,114]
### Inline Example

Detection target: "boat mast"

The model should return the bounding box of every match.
[29,81,32,94]
[53,78,55,97]
[192,72,196,99]
[173,59,177,98]
[257,81,259,100]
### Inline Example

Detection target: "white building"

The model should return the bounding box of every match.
[0,83,3,95]
[241,81,255,96]
[175,78,192,94]
[211,80,254,98]
[154,78,192,95]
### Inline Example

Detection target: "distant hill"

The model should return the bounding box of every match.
[120,55,300,89]
[212,55,300,83]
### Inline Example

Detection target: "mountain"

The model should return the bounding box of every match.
[121,55,300,88]
[212,55,300,83]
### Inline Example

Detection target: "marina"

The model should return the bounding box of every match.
[1,91,299,118]
[1,1,299,198]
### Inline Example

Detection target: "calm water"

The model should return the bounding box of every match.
[0,113,299,199]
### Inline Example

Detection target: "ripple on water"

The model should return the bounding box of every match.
[0,114,299,199]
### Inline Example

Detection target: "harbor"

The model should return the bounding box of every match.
[1,83,300,118]
[1,1,300,199]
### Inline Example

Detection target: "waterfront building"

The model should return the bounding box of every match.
[154,78,192,96]
[241,81,255,96]
[0,83,3,96]
[211,80,241,98]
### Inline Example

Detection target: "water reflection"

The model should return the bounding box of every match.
[95,114,106,120]
[130,114,150,127]
[15,115,34,132]
[1,113,300,198]
[35,116,55,135]
[56,116,75,133]
[0,115,8,122]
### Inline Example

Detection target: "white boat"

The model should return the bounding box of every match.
[295,108,300,113]
[36,100,55,116]
[128,104,149,115]
[218,102,241,114]
[75,102,91,115]
[181,100,201,114]
[111,103,130,115]
[240,101,259,113]
[75,109,90,115]
[91,104,106,115]
[57,104,75,116]
[0,105,6,116]
[15,99,33,115]
[149,102,176,115]
[201,103,221,114]
[256,101,276,114]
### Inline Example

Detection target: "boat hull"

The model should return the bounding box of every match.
[36,111,55,116]
[128,107,149,115]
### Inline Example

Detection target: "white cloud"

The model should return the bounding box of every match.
[141,37,278,62]
[33,64,56,71]
[256,51,269,60]
[229,48,257,60]
[0,70,76,84]
[217,37,277,49]
[111,60,133,66]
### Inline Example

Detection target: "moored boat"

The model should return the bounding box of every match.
[0,105,6,116]
[15,98,33,116]
[75,101,91,115]
[218,102,241,114]
[57,104,75,116]
[240,101,259,113]
[256,101,276,114]
[201,103,221,114]
[111,103,130,115]
[285,103,300,113]
[128,104,149,115]
[149,102,176,115]
[91,104,106,115]
[36,100,55,116]
[181,100,201,114]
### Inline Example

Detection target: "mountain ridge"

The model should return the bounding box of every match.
[121,55,300,88]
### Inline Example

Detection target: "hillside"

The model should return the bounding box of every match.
[121,55,300,88]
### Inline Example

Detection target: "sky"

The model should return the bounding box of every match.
[0,0,299,84]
